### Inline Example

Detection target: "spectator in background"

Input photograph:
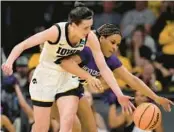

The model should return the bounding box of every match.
[148,1,162,18]
[151,1,173,43]
[108,91,164,132]
[94,1,122,29]
[121,1,156,38]
[157,22,174,70]
[150,2,174,90]
[13,56,31,132]
[130,26,153,67]
[153,61,174,91]
[14,56,29,89]
[129,25,173,91]
[159,22,174,56]
[1,48,7,78]
[138,62,162,92]
[1,76,21,132]
[1,114,15,132]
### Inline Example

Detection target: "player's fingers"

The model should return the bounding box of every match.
[130,102,136,110]
[8,69,12,76]
[95,80,101,88]
[90,81,99,93]
[163,106,168,112]
[4,67,10,74]
[125,106,130,115]
[88,83,93,90]
[90,81,95,88]
[127,96,134,100]
[3,67,9,75]
[169,100,174,105]
[128,106,133,114]
[168,104,171,112]
[122,106,128,115]
[98,82,103,90]
[2,65,7,71]
[1,65,4,70]
[95,80,103,92]
[122,106,125,114]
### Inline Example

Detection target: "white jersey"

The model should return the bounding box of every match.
[30,22,88,102]
[39,22,87,71]
[132,126,152,132]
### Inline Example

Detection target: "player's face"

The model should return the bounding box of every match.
[135,91,149,106]
[100,34,121,57]
[72,19,93,38]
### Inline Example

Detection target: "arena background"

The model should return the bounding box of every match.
[1,1,174,132]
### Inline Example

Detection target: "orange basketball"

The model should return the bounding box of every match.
[133,103,162,131]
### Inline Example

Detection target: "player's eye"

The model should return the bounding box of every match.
[111,41,116,45]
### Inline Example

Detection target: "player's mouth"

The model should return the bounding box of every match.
[84,34,88,37]
[109,50,114,54]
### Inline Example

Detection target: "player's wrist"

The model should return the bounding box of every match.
[86,75,95,82]
[154,95,161,104]
[115,92,124,99]
[6,60,13,67]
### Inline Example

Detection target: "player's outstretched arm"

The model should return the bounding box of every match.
[60,55,89,80]
[114,65,174,112]
[87,31,135,114]
[1,25,58,76]
[60,56,103,92]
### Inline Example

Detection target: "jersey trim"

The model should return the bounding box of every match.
[48,23,61,45]
[65,22,74,47]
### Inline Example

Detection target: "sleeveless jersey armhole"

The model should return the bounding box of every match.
[48,23,61,45]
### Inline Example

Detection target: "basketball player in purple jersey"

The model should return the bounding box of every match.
[60,24,174,132]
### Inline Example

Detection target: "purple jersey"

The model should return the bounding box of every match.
[79,46,122,77]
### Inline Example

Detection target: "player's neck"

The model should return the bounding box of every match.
[68,25,81,46]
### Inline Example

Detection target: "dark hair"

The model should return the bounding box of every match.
[96,23,122,38]
[134,25,145,33]
[132,25,145,39]
[68,1,94,25]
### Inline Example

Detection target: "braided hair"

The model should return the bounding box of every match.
[96,23,122,38]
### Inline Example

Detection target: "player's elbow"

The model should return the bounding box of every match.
[60,59,76,71]
[13,44,25,54]
[60,60,68,69]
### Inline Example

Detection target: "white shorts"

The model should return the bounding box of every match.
[29,64,80,106]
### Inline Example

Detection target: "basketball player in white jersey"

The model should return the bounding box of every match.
[2,2,135,132]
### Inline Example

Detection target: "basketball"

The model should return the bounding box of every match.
[133,103,162,131]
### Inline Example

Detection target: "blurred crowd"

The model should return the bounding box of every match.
[1,1,174,132]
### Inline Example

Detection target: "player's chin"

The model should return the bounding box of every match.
[81,34,87,38]
[107,51,113,57]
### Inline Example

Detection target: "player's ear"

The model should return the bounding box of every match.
[71,22,77,28]
[99,36,105,42]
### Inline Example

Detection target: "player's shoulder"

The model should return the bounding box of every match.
[108,54,118,60]
[106,54,120,64]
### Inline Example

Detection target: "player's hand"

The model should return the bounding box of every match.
[86,77,104,93]
[155,96,174,112]
[1,63,13,76]
[117,95,135,115]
